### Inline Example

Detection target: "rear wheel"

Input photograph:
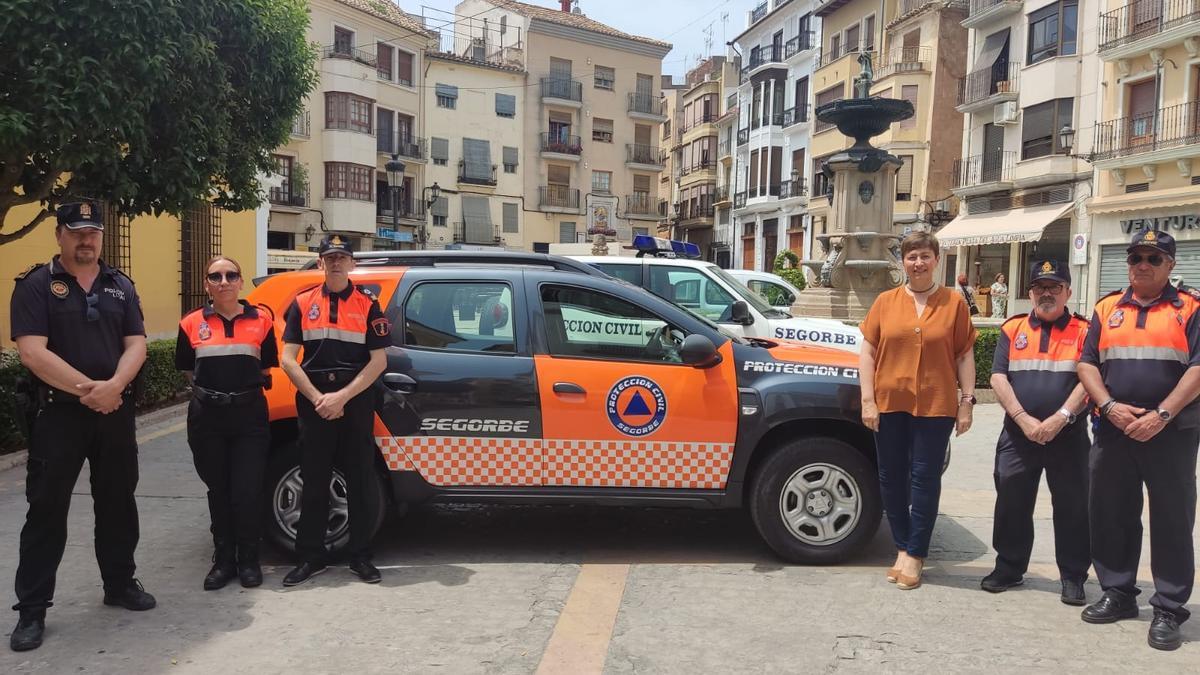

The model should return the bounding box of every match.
[263,441,389,555]
[749,437,881,564]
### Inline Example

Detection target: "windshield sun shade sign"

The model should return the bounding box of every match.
[607,376,667,437]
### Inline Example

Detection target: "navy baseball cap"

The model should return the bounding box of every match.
[1029,259,1070,286]
[56,200,104,230]
[1127,229,1176,258]
[318,234,354,257]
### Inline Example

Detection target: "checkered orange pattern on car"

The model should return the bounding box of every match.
[373,436,734,489]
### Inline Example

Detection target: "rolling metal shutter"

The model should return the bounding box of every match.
[1099,240,1200,295]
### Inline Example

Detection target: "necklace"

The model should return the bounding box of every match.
[907,282,936,294]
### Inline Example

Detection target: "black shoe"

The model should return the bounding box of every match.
[1061,578,1087,606]
[102,579,157,611]
[282,561,327,587]
[1081,590,1138,624]
[9,614,44,652]
[980,570,1024,593]
[1148,609,1182,651]
[349,559,382,584]
[237,544,263,588]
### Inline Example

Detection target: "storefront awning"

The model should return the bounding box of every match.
[1087,185,1200,214]
[266,249,317,270]
[936,202,1074,247]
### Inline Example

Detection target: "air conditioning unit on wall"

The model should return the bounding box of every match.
[994,101,1019,126]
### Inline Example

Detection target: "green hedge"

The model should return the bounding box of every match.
[0,339,189,454]
[974,327,1000,389]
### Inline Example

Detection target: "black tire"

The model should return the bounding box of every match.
[749,436,881,564]
[263,441,389,555]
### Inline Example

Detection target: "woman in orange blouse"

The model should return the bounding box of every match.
[860,232,977,590]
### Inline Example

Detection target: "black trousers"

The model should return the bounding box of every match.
[13,400,139,614]
[991,425,1090,581]
[186,394,269,551]
[295,388,376,561]
[1091,422,1198,622]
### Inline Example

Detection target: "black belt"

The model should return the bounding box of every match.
[307,370,358,387]
[192,385,263,407]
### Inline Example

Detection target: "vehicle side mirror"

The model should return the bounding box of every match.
[730,300,753,325]
[680,334,721,368]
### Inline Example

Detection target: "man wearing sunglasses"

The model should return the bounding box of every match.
[8,200,154,652]
[1078,229,1200,651]
[983,260,1091,607]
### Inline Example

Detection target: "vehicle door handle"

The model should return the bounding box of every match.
[553,382,585,395]
[382,373,417,393]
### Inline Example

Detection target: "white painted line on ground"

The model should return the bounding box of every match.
[536,563,630,675]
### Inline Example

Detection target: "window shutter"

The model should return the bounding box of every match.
[462,196,493,243]
[463,139,492,180]
[896,155,914,194]
[1022,101,1053,147]
[495,93,516,116]
[431,137,449,161]
[396,51,413,83]
[558,222,577,243]
[634,175,650,192]
[900,85,918,128]
[503,146,518,167]
[431,196,448,217]
[503,203,519,233]
[435,83,458,99]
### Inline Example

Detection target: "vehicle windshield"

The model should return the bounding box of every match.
[707,265,792,319]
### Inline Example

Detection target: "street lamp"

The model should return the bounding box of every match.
[1057,124,1094,161]
[385,153,405,248]
[421,182,442,249]
[790,166,801,196]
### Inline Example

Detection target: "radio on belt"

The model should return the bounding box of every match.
[631,235,701,259]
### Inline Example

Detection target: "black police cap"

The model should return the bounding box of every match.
[1029,259,1070,286]
[318,234,354,257]
[1127,229,1176,258]
[56,200,104,230]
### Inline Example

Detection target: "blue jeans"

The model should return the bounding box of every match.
[875,412,955,559]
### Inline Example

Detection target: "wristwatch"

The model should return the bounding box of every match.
[1057,407,1077,424]
[1156,408,1173,422]
[960,394,977,405]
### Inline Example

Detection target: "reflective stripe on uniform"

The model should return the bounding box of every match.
[1006,359,1078,373]
[195,343,261,358]
[301,327,367,344]
[1098,345,1188,364]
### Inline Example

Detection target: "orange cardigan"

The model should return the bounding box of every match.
[862,286,977,418]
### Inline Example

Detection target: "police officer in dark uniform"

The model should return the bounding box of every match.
[1078,229,1200,651]
[8,201,156,652]
[176,255,278,590]
[982,260,1091,605]
[280,235,389,587]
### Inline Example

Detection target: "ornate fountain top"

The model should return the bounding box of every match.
[855,51,874,99]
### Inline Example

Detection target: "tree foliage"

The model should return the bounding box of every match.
[773,249,806,292]
[0,0,317,244]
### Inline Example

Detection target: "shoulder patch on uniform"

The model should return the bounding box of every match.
[357,286,377,301]
[14,263,43,281]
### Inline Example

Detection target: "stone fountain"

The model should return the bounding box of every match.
[794,52,915,321]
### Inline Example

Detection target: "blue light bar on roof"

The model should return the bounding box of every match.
[631,235,701,259]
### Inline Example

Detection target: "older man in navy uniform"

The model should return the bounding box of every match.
[1078,229,1200,651]
[8,201,155,652]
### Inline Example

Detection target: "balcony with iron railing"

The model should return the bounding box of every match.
[741,44,785,81]
[540,133,583,158]
[323,45,378,68]
[780,178,808,199]
[718,139,731,157]
[677,200,717,223]
[539,185,580,211]
[377,195,426,222]
[626,143,665,168]
[629,92,667,119]
[541,77,583,104]
[814,106,841,134]
[269,178,310,209]
[811,173,832,201]
[785,32,817,59]
[681,113,720,134]
[626,194,659,217]
[952,151,1017,194]
[377,133,428,160]
[680,160,716,176]
[458,161,498,186]
[737,127,750,145]
[751,1,769,24]
[876,46,933,80]
[1092,100,1200,164]
[817,45,870,71]
[714,185,731,203]
[963,0,1023,29]
[783,105,810,127]
[453,221,503,246]
[290,111,310,139]
[1098,0,1200,58]
[733,191,748,209]
[956,62,1020,113]
[893,0,965,22]
[748,182,783,200]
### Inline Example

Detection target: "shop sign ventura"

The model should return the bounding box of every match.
[1120,215,1200,234]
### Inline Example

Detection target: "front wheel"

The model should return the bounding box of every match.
[263,442,389,555]
[749,437,881,564]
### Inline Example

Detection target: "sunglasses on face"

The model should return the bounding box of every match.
[85,292,99,322]
[206,271,241,284]
[1127,253,1166,267]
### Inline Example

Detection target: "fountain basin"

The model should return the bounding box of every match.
[815,98,915,147]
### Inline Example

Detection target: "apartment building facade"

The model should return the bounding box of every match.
[1085,0,1200,306]
[267,0,437,269]
[938,0,1099,315]
[713,53,741,267]
[732,0,821,272]
[455,0,671,250]
[659,76,687,239]
[807,0,967,275]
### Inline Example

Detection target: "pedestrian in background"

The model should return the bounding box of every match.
[8,201,155,652]
[280,235,389,587]
[983,260,1090,606]
[176,255,278,590]
[990,273,1008,319]
[958,273,980,316]
[1077,229,1199,651]
[860,231,977,590]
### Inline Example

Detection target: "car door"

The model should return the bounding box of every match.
[530,277,740,490]
[375,269,543,487]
